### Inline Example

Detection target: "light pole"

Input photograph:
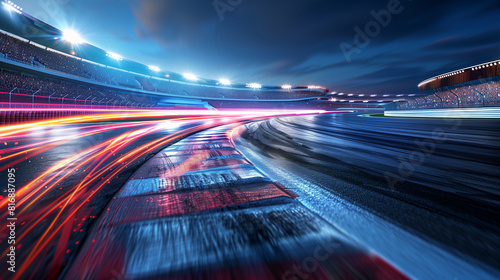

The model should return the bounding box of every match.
[62,94,68,108]
[73,95,81,109]
[96,98,105,109]
[49,92,56,106]
[449,90,460,108]
[84,96,91,106]
[32,90,41,109]
[9,87,17,108]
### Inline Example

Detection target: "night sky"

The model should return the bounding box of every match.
[18,0,500,94]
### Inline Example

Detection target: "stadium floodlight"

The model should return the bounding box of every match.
[281,84,292,90]
[149,65,160,72]
[308,85,322,89]
[359,94,364,96]
[247,83,262,89]
[2,1,22,14]
[348,94,353,96]
[183,73,198,81]
[62,29,84,44]
[219,78,231,86]
[106,52,123,61]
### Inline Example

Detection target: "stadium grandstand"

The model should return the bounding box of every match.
[386,60,500,110]
[0,2,394,120]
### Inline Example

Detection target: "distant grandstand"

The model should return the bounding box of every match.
[0,5,336,108]
[386,60,500,111]
[0,3,388,117]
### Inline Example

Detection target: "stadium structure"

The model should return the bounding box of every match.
[1,1,499,280]
[385,60,500,115]
[0,2,391,124]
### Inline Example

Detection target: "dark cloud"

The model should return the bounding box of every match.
[20,0,500,94]
[125,0,500,94]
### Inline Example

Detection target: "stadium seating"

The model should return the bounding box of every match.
[387,80,500,110]
[0,32,325,101]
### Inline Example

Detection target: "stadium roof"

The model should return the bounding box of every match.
[0,2,328,93]
[418,59,500,91]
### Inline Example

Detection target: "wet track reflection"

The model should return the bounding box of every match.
[2,109,497,279]
[66,125,407,279]
[234,112,500,279]
[0,110,332,279]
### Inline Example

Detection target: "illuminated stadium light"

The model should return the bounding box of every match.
[363,100,369,103]
[308,85,322,89]
[149,65,160,72]
[383,94,389,97]
[183,73,198,81]
[359,94,365,96]
[247,83,262,89]
[338,93,344,95]
[62,29,84,44]
[349,100,355,103]
[281,84,292,90]
[219,78,231,86]
[370,94,377,97]
[377,100,384,102]
[2,1,22,14]
[106,52,123,61]
[348,94,353,96]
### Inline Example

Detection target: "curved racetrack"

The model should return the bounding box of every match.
[234,112,500,279]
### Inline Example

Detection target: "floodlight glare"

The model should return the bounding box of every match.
[281,84,292,90]
[307,85,322,89]
[62,29,84,44]
[183,73,198,81]
[2,1,22,14]
[247,83,262,89]
[219,78,231,86]
[149,65,160,72]
[106,52,123,61]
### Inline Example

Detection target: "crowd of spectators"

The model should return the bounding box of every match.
[1,32,326,101]
[387,80,500,110]
[0,69,155,107]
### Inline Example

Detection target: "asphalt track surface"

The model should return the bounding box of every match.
[1,111,499,279]
[0,111,304,279]
[234,112,500,279]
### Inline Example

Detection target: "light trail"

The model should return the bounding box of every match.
[0,109,326,279]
